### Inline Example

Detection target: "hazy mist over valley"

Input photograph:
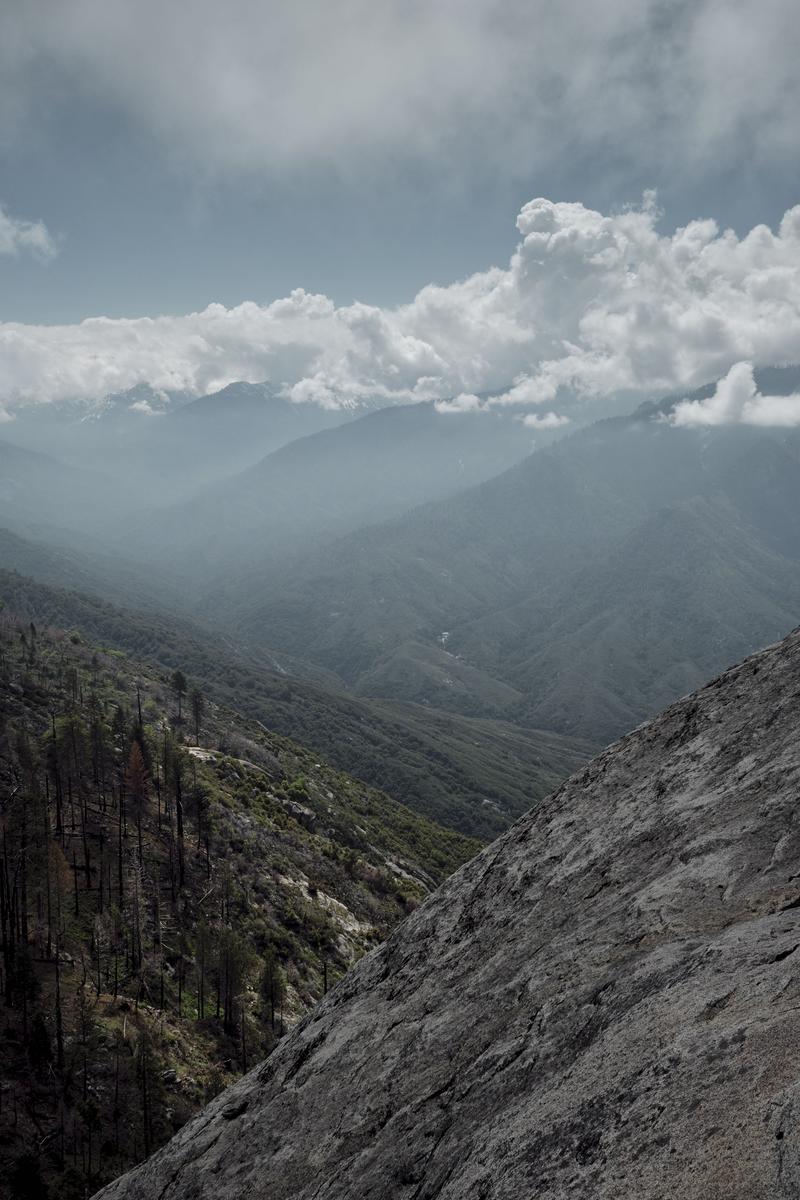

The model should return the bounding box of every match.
[1,3,800,1197]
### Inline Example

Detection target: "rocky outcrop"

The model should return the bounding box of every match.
[96,628,800,1199]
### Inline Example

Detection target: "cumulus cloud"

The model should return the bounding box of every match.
[519,412,571,430]
[128,398,160,416]
[3,196,800,426]
[434,394,484,414]
[671,361,800,427]
[0,204,57,260]
[1,1,799,182]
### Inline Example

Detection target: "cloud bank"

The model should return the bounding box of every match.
[2,1,799,183]
[0,204,56,260]
[3,196,800,424]
[671,362,800,427]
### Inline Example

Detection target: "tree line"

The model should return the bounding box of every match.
[0,618,287,1199]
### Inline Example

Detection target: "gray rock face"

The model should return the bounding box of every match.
[96,628,800,1200]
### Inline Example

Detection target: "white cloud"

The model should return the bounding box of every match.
[492,375,559,407]
[519,412,571,430]
[0,204,57,260]
[3,197,800,426]
[434,394,484,414]
[671,361,800,427]
[2,2,800,182]
[128,398,160,415]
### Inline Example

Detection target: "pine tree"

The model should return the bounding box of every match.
[259,949,286,1033]
[170,671,187,721]
[190,688,205,743]
[124,742,149,865]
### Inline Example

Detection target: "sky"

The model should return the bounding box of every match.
[1,0,800,422]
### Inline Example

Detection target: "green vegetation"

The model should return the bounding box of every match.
[0,568,592,837]
[0,615,477,1197]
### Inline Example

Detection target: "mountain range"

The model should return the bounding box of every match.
[208,387,800,742]
[2,365,799,813]
[2,364,800,1198]
[0,566,592,839]
[118,400,539,576]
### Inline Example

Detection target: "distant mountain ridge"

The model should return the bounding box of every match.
[121,401,540,574]
[3,364,800,801]
[220,390,800,741]
[0,438,112,535]
[1,381,357,505]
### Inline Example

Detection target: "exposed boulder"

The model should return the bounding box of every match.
[96,627,800,1199]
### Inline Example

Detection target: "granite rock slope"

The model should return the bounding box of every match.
[97,627,800,1200]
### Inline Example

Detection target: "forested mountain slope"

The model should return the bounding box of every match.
[98,626,800,1200]
[0,617,476,1199]
[0,570,592,838]
[227,404,800,741]
[463,492,800,738]
[0,527,185,617]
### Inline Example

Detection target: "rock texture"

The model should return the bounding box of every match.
[96,628,800,1200]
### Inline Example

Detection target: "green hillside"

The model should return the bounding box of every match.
[0,615,477,1198]
[0,569,592,838]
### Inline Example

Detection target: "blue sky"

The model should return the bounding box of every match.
[1,0,800,422]
[4,118,798,328]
